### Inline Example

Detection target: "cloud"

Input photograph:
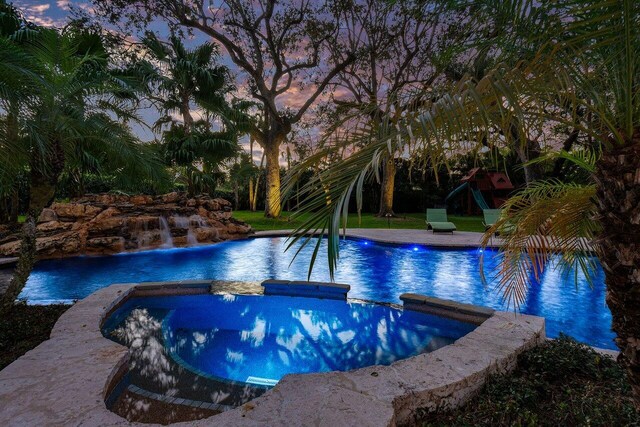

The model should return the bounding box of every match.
[56,1,70,11]
[15,2,64,28]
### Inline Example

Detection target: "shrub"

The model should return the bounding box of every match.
[419,336,638,426]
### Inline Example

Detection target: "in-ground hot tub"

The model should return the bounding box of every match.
[101,286,478,410]
[0,280,544,427]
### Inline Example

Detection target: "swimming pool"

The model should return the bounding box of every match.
[23,236,613,349]
[103,293,476,390]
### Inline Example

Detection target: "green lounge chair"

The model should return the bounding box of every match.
[426,209,456,233]
[483,209,502,231]
[483,208,515,235]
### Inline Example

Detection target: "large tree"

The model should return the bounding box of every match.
[93,0,356,217]
[328,0,464,216]
[287,0,640,407]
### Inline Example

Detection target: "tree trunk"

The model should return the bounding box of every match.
[233,181,239,210]
[0,136,63,313]
[263,138,283,218]
[0,216,36,312]
[248,178,256,211]
[511,122,543,184]
[10,191,18,223]
[0,174,56,313]
[186,170,195,198]
[593,136,640,408]
[377,156,396,217]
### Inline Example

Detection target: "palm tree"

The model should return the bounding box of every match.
[285,0,640,405]
[0,12,167,311]
[134,32,250,196]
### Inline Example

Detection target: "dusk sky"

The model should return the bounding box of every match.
[13,1,102,29]
[11,0,319,164]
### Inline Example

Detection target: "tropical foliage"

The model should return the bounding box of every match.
[131,32,249,196]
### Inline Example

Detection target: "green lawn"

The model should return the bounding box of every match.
[232,210,485,232]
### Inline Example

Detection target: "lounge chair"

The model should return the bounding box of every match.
[482,209,502,231]
[483,208,515,235]
[425,209,456,233]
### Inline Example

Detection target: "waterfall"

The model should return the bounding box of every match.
[187,215,208,246]
[158,217,174,248]
[136,218,151,249]
[189,214,207,228]
[173,216,190,229]
[186,229,198,246]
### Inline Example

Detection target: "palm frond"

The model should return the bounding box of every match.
[480,180,599,309]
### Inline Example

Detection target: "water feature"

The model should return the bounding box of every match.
[23,236,614,349]
[158,217,174,248]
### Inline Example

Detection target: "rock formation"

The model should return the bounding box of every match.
[0,193,252,258]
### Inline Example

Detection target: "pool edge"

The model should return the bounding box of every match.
[0,280,546,427]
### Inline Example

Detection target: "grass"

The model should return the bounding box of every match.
[0,303,71,370]
[419,336,638,426]
[232,211,485,232]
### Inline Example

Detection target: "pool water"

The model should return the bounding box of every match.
[103,294,476,386]
[24,236,613,349]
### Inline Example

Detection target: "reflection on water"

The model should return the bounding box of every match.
[102,294,474,410]
[107,294,474,387]
[28,236,612,349]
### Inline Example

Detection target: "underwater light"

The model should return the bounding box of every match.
[413,246,419,251]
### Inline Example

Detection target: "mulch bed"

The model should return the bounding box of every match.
[419,336,639,426]
[0,303,71,370]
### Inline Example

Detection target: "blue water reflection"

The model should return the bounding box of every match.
[105,294,474,384]
[23,236,613,349]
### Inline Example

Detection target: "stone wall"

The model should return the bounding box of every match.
[0,193,252,258]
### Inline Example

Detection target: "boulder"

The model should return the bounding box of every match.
[91,207,120,223]
[130,195,153,205]
[85,237,125,254]
[87,217,124,236]
[126,216,159,231]
[37,221,73,233]
[35,233,81,256]
[0,240,21,257]
[52,203,102,221]
[38,208,58,223]
[162,192,180,203]
[195,227,219,242]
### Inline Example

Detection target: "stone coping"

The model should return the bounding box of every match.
[400,293,495,325]
[0,256,17,268]
[0,281,545,427]
[262,279,350,300]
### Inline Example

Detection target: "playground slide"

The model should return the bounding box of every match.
[444,182,468,204]
[471,187,490,210]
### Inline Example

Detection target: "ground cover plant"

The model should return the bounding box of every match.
[420,337,639,426]
[0,303,70,370]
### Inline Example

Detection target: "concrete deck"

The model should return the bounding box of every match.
[0,281,545,427]
[254,228,503,248]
